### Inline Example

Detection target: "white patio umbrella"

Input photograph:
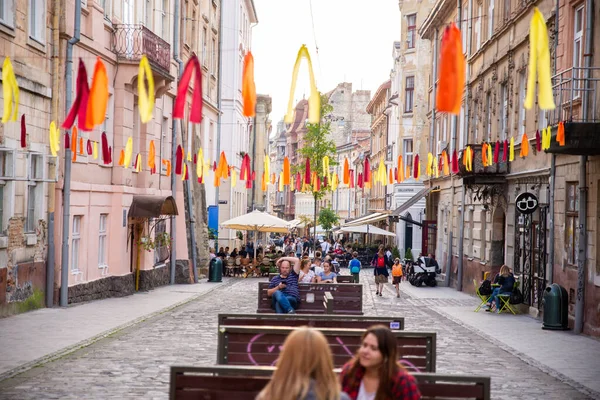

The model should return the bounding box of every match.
[221,210,291,259]
[338,224,396,237]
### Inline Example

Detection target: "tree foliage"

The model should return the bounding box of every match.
[318,207,339,233]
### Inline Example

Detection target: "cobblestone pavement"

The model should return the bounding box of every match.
[0,271,596,400]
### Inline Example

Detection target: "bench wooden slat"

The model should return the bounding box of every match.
[170,366,491,400]
[218,326,436,372]
[218,313,405,331]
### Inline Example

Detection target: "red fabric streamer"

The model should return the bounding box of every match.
[193,153,197,164]
[20,114,26,148]
[296,172,302,192]
[503,140,508,162]
[175,145,183,175]
[173,55,203,123]
[304,158,311,184]
[535,130,541,151]
[62,59,92,131]
[413,154,419,178]
[101,132,111,164]
[493,141,500,164]
[364,158,371,183]
[240,154,251,180]
[357,173,363,189]
[349,169,355,188]
[65,133,70,150]
[436,23,465,115]
[86,139,93,155]
[451,150,459,174]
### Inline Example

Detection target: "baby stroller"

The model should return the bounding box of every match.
[408,256,440,287]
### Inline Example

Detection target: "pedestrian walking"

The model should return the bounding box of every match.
[348,251,361,283]
[392,258,403,298]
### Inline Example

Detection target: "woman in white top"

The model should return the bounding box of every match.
[298,258,316,283]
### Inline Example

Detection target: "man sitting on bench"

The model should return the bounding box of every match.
[267,256,301,314]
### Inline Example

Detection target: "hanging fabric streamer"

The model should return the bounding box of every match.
[175,145,183,175]
[123,137,133,168]
[71,126,78,162]
[137,55,155,123]
[134,154,142,172]
[148,140,156,170]
[216,151,229,181]
[487,143,492,165]
[364,157,371,184]
[196,149,204,181]
[86,139,93,155]
[388,167,393,184]
[509,137,515,161]
[284,45,320,124]
[520,133,529,157]
[271,173,276,185]
[502,140,508,162]
[278,172,284,192]
[451,150,459,174]
[296,172,302,192]
[174,55,203,123]
[118,149,125,166]
[304,158,311,184]
[376,159,386,184]
[397,156,404,183]
[482,143,488,166]
[63,59,91,131]
[183,163,188,181]
[240,154,251,180]
[49,121,60,157]
[349,170,355,188]
[283,156,291,185]
[357,172,363,189]
[556,122,565,146]
[465,146,473,172]
[20,114,26,147]
[442,150,450,175]
[261,172,267,192]
[493,141,500,164]
[331,173,339,191]
[322,156,331,182]
[436,23,465,115]
[242,51,256,117]
[93,141,98,160]
[79,137,84,155]
[101,132,111,164]
[231,167,237,187]
[524,8,555,110]
[535,130,541,152]
[413,154,420,180]
[86,57,109,128]
[542,126,551,150]
[426,152,433,177]
[343,158,350,185]
[2,57,20,123]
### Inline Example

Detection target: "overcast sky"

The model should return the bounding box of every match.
[251,0,400,128]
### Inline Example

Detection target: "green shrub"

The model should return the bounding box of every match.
[404,248,413,261]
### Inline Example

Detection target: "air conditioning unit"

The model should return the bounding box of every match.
[436,140,448,156]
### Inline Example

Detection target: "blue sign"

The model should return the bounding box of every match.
[390,321,400,330]
[208,205,219,233]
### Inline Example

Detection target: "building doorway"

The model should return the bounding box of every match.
[404,212,413,253]
[490,207,506,271]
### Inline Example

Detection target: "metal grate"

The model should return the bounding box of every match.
[112,24,171,72]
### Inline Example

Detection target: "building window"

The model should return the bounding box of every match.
[145,0,152,28]
[154,219,169,264]
[518,71,526,135]
[403,139,413,174]
[405,76,414,113]
[25,185,36,232]
[26,154,44,232]
[488,0,495,39]
[566,182,579,265]
[503,0,510,21]
[98,214,108,266]
[406,14,416,49]
[472,100,479,143]
[102,0,112,20]
[202,27,208,64]
[212,37,217,73]
[485,92,492,141]
[538,108,547,131]
[500,83,507,141]
[0,185,3,233]
[71,216,82,271]
[29,0,46,44]
[0,0,15,28]
[161,0,168,39]
[573,5,584,94]
[0,149,14,178]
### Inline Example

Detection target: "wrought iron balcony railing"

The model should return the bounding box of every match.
[548,67,600,126]
[457,143,509,177]
[112,24,171,72]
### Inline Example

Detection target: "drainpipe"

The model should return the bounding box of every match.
[60,0,82,307]
[574,0,592,334]
[170,0,181,285]
[455,0,465,292]
[215,1,224,251]
[47,0,61,307]
[547,0,560,286]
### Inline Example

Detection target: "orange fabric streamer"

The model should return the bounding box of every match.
[283,156,291,185]
[388,167,394,184]
[86,57,109,129]
[216,151,229,180]
[397,156,404,183]
[79,137,84,155]
[520,133,529,157]
[556,122,565,146]
[482,143,488,166]
[261,172,267,192]
[242,51,256,117]
[71,127,78,162]
[118,149,125,166]
[148,140,156,170]
[343,158,350,185]
[436,23,465,115]
[162,159,171,176]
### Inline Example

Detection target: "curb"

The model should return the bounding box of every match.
[430,305,600,400]
[0,280,232,383]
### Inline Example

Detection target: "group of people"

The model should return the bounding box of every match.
[256,325,421,400]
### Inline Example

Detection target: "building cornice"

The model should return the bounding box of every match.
[366,80,391,114]
[419,0,454,40]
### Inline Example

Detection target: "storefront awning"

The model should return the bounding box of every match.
[128,195,179,218]
[392,188,432,216]
[344,212,389,227]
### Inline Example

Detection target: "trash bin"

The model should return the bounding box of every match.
[208,257,223,282]
[542,283,569,330]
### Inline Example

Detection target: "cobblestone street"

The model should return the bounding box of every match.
[0,273,597,400]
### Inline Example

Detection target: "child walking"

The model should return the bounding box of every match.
[392,258,403,298]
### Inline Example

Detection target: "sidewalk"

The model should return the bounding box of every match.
[399,281,600,398]
[0,278,230,380]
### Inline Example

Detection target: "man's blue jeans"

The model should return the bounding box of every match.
[271,291,299,313]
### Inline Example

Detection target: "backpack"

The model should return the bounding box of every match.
[478,280,492,295]
[350,259,360,274]
[377,256,385,267]
[510,288,523,304]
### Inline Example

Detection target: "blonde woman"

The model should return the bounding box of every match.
[486,265,515,313]
[299,258,317,283]
[256,328,351,400]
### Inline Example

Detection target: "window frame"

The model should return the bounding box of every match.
[485,92,492,141]
[28,0,46,44]
[518,71,526,135]
[500,83,508,141]
[406,14,416,49]
[572,5,584,94]
[0,0,15,29]
[71,215,82,272]
[565,182,579,266]
[403,139,414,174]
[404,76,415,113]
[98,214,108,267]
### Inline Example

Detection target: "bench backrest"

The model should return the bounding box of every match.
[218,313,404,330]
[257,282,363,315]
[217,325,435,372]
[170,365,490,400]
[268,273,354,283]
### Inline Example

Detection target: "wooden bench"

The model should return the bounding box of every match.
[257,282,363,315]
[268,273,354,283]
[170,365,491,400]
[217,326,435,372]
[218,313,404,331]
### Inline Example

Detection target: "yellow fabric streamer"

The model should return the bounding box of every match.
[487,143,493,166]
[331,173,339,191]
[135,154,142,172]
[2,57,20,123]
[93,141,98,159]
[123,137,133,168]
[509,137,515,161]
[197,149,204,180]
[183,163,188,181]
[284,45,320,124]
[465,147,473,172]
[524,8,555,110]
[376,159,386,184]
[434,157,439,178]
[322,156,331,182]
[264,155,270,180]
[138,55,155,123]
[49,121,60,156]
[427,153,433,177]
[278,172,284,192]
[231,167,237,187]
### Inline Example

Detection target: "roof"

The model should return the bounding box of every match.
[366,80,391,114]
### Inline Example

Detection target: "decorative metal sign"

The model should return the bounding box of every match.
[515,192,539,215]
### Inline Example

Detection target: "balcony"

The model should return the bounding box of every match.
[112,24,171,74]
[546,67,600,155]
[457,143,508,185]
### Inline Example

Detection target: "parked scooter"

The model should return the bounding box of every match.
[407,256,440,287]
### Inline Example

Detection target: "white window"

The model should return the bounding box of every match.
[488,0,494,39]
[161,0,168,39]
[212,37,217,73]
[573,6,584,94]
[202,27,208,64]
[500,83,507,141]
[0,0,15,28]
[102,0,112,20]
[461,5,467,53]
[145,0,152,28]
[475,5,482,50]
[472,100,479,142]
[29,0,46,44]
[26,154,44,232]
[26,184,37,232]
[403,139,413,173]
[406,14,416,49]
[538,109,547,131]
[98,214,108,267]
[486,92,492,141]
[0,149,15,178]
[71,216,82,271]
[518,71,526,135]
